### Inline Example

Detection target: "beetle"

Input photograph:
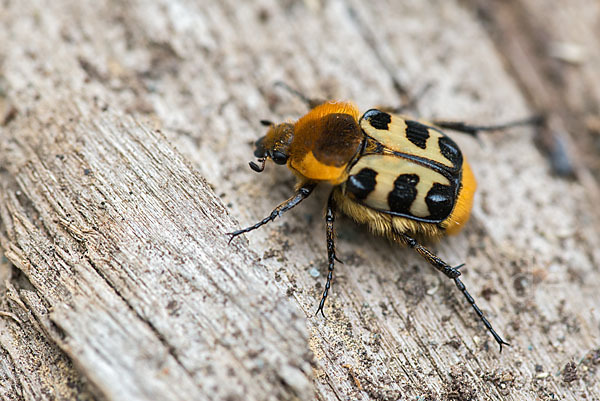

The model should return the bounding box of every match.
[228,85,541,351]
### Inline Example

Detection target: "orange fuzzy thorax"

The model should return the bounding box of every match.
[294,102,360,129]
[288,102,362,184]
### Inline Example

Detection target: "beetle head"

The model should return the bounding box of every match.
[249,121,294,172]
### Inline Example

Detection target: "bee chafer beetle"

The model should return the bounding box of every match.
[228,86,541,351]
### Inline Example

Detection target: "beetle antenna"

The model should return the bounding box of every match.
[249,158,266,173]
[260,119,273,126]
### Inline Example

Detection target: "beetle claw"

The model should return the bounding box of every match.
[316,305,327,319]
[225,232,239,245]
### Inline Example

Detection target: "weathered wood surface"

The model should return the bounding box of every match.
[0,100,313,401]
[468,0,600,182]
[1,1,599,400]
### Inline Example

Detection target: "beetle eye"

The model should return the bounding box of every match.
[271,151,288,165]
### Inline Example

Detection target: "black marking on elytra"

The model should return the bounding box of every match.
[362,109,392,130]
[388,174,419,214]
[438,136,463,169]
[425,183,455,220]
[405,120,430,149]
[346,168,377,200]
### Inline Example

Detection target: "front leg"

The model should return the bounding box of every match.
[399,232,509,351]
[227,182,316,242]
[316,192,338,317]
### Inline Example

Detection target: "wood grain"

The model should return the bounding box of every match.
[0,0,598,400]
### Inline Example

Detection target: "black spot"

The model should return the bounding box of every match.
[425,183,455,220]
[388,174,419,214]
[438,136,463,168]
[362,109,392,130]
[405,120,430,149]
[346,168,377,200]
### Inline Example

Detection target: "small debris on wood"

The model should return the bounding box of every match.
[548,42,586,65]
[444,365,477,401]
[483,369,515,396]
[0,98,18,126]
[342,364,363,391]
[562,361,579,383]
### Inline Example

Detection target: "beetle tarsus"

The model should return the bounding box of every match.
[399,232,508,351]
[453,277,510,352]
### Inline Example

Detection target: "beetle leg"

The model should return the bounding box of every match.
[452,276,510,351]
[227,182,316,243]
[433,115,544,137]
[316,192,337,317]
[399,233,462,279]
[274,81,325,109]
[399,232,510,352]
[380,83,433,114]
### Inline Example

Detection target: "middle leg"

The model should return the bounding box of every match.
[316,192,338,317]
